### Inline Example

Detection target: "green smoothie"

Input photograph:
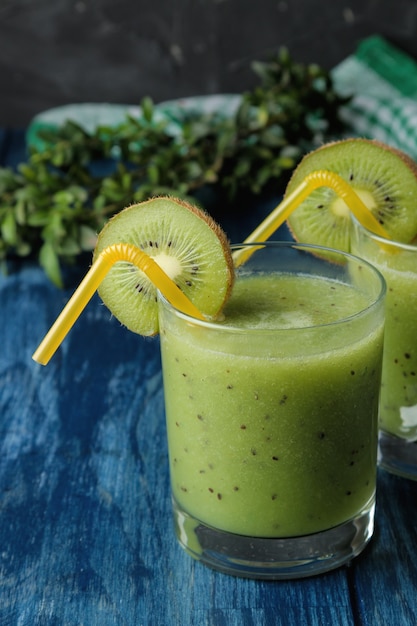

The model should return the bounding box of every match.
[351,232,417,442]
[159,271,384,538]
[380,267,417,439]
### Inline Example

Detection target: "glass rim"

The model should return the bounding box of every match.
[351,215,417,252]
[158,240,386,333]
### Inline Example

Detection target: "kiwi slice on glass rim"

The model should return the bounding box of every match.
[285,138,417,251]
[93,196,235,335]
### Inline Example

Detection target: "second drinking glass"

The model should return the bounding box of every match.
[351,219,417,480]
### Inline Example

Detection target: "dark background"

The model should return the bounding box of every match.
[1,0,417,128]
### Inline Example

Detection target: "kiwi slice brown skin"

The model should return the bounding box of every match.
[93,196,235,336]
[285,138,417,252]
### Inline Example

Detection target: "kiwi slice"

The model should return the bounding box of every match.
[285,138,417,251]
[93,196,234,335]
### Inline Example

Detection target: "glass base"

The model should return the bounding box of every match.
[173,498,375,580]
[378,430,417,480]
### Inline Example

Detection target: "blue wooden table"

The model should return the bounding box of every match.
[1,129,417,626]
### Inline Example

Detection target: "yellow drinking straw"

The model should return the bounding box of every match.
[32,242,205,366]
[33,169,391,365]
[232,169,391,267]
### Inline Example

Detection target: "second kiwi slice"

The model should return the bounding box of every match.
[285,138,417,251]
[94,196,234,335]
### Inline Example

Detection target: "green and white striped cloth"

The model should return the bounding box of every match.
[332,35,417,160]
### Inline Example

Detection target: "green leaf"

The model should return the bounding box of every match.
[79,225,98,251]
[233,159,251,178]
[147,164,160,185]
[52,190,77,205]
[57,238,82,255]
[184,160,203,180]
[15,241,32,256]
[39,242,63,287]
[27,210,51,227]
[276,155,297,169]
[18,163,38,182]
[141,97,154,123]
[15,200,27,225]
[1,211,17,245]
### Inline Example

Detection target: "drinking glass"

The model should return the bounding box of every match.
[351,219,417,480]
[159,242,386,579]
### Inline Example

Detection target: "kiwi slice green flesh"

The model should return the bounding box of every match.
[94,197,234,335]
[285,138,417,251]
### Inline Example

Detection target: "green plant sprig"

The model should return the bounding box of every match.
[0,48,350,286]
